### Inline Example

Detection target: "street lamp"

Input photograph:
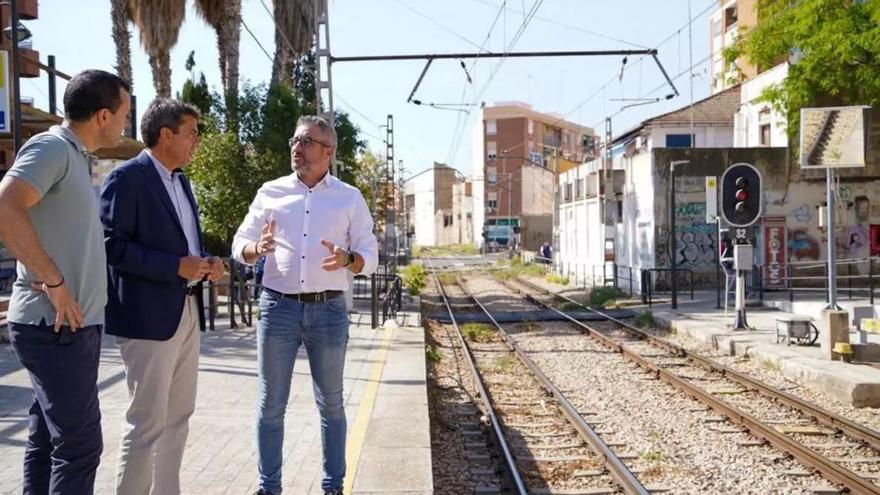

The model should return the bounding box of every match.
[669,160,689,310]
[1,0,30,155]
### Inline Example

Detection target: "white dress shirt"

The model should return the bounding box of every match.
[231,172,378,294]
[148,151,201,257]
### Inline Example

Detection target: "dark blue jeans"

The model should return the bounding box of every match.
[256,289,350,493]
[7,322,103,495]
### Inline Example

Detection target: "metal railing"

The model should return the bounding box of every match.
[641,268,695,306]
[773,256,879,305]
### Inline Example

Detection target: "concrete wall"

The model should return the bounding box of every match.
[410,171,437,247]
[520,215,553,252]
[521,166,555,217]
[472,124,486,248]
[649,146,880,292]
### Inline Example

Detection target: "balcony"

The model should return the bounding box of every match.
[18,47,40,78]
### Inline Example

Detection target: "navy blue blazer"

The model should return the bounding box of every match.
[100,151,208,341]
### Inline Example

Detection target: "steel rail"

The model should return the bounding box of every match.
[509,277,880,495]
[431,272,528,495]
[455,276,651,495]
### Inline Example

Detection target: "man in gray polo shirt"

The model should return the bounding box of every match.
[0,70,130,495]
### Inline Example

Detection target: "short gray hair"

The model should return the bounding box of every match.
[296,115,337,149]
[141,98,200,148]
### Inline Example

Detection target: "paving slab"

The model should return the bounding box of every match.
[0,310,432,494]
[650,299,880,408]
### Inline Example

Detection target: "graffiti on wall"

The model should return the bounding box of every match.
[791,205,812,224]
[789,229,820,261]
[838,224,869,258]
[655,202,717,275]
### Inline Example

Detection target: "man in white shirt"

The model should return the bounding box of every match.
[232,115,378,495]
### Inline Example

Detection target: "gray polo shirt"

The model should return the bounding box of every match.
[5,125,107,327]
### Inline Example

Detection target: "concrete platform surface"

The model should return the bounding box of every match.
[650,299,880,408]
[0,311,432,495]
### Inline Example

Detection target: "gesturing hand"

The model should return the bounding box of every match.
[320,239,348,271]
[255,219,276,256]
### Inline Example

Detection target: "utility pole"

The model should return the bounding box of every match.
[384,115,395,265]
[313,0,336,174]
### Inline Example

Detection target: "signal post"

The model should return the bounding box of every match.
[721,163,762,331]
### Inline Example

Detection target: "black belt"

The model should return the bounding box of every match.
[186,285,201,296]
[268,288,343,303]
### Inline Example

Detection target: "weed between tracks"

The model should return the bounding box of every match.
[436,273,457,287]
[461,323,496,343]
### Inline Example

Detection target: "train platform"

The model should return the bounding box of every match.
[647,295,880,408]
[0,309,432,495]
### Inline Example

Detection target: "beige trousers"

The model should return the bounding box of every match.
[114,295,200,495]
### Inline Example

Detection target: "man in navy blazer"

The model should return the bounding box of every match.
[99,98,223,495]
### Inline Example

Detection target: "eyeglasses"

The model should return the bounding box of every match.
[289,135,332,149]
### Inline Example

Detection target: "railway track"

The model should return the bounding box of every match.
[507,275,880,494]
[434,272,651,494]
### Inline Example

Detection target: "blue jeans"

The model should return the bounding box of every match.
[7,323,103,495]
[256,289,349,493]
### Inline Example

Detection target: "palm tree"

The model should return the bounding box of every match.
[110,0,133,90]
[194,0,241,120]
[128,0,186,97]
[272,0,325,87]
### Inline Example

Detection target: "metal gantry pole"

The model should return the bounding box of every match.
[385,115,395,265]
[827,168,837,309]
[314,0,336,174]
[670,162,678,310]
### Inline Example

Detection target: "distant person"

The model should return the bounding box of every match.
[232,116,378,495]
[0,69,131,494]
[100,98,224,495]
[540,242,553,263]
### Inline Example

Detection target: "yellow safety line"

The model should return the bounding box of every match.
[343,325,394,494]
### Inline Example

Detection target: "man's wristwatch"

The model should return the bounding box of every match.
[343,251,356,267]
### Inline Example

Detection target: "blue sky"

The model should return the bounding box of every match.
[26,0,714,178]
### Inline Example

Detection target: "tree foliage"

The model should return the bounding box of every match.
[179,52,368,254]
[726,0,880,135]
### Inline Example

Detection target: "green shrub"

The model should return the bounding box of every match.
[546,273,570,285]
[521,264,547,277]
[411,245,423,258]
[425,344,441,363]
[589,287,627,307]
[399,263,427,295]
[633,310,655,328]
[437,273,457,287]
[462,323,496,343]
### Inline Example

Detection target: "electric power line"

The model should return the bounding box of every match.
[467,0,651,50]
[391,0,484,50]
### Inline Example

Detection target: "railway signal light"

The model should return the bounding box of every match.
[721,163,762,227]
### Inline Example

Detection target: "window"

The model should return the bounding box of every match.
[487,166,497,184]
[528,119,534,135]
[488,199,498,209]
[760,124,771,146]
[724,5,738,29]
[564,183,573,202]
[575,178,584,199]
[665,134,694,148]
[486,119,497,135]
[487,141,497,161]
